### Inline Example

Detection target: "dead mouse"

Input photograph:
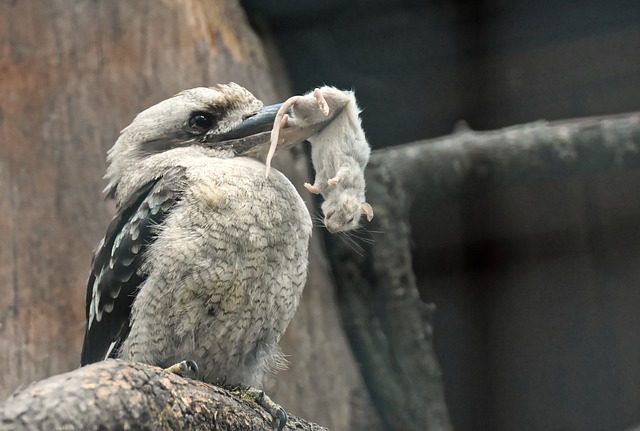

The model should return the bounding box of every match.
[267,86,374,232]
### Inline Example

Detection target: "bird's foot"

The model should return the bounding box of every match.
[163,360,199,379]
[232,386,287,431]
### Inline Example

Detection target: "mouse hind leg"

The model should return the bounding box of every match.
[265,96,301,177]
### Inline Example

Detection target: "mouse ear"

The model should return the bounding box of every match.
[361,202,374,222]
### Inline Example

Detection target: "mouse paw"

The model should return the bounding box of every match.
[304,182,322,194]
[328,177,339,187]
[313,88,330,116]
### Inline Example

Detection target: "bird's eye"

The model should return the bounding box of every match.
[188,112,214,131]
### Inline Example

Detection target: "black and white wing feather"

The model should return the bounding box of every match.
[80,168,185,365]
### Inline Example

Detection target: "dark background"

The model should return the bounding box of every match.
[245,0,640,148]
[244,1,640,430]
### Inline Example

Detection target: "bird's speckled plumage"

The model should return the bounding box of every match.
[81,84,312,387]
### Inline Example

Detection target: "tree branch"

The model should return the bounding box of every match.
[0,360,327,431]
[374,113,640,202]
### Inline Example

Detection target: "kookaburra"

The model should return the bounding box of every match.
[80,83,335,426]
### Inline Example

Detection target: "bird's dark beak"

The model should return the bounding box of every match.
[210,101,340,156]
[220,103,284,141]
[206,103,284,155]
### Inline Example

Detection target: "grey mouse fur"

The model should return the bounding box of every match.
[268,86,373,233]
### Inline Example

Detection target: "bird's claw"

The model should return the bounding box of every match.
[163,359,199,379]
[244,387,287,430]
[275,406,287,431]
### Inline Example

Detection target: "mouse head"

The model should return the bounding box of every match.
[322,193,374,234]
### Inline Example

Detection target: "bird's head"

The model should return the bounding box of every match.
[105,83,337,201]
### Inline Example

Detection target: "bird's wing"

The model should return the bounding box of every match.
[80,168,185,365]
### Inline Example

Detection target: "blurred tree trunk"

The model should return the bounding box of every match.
[0,1,381,429]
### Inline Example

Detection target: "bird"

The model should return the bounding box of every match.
[80,83,335,427]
